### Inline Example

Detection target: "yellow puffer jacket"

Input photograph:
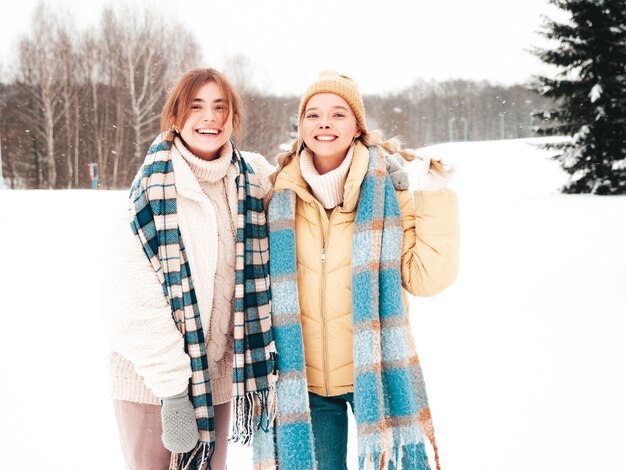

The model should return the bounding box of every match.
[272,142,459,397]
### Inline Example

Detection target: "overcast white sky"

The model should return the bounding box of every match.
[1,0,565,95]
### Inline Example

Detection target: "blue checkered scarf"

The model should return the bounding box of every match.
[253,146,440,470]
[129,134,277,469]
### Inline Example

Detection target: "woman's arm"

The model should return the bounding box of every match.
[242,151,276,197]
[107,209,192,398]
[398,188,460,296]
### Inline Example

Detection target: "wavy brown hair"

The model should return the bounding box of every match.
[160,68,244,143]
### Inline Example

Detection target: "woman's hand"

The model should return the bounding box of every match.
[160,391,199,454]
[415,155,454,191]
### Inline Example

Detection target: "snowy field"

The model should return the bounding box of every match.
[1,137,625,469]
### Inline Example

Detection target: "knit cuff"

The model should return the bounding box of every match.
[109,353,160,405]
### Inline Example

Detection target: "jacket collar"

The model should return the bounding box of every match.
[273,141,370,212]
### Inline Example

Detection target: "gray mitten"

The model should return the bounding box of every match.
[384,153,410,190]
[160,391,199,454]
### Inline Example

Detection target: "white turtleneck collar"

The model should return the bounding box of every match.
[174,137,233,183]
[299,143,355,209]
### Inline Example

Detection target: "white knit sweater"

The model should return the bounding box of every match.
[299,144,354,209]
[107,142,274,405]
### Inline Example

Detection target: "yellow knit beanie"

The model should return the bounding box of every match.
[297,70,367,131]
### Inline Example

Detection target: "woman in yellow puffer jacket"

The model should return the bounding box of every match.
[254,71,459,470]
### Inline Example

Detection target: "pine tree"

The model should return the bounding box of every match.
[532,0,626,194]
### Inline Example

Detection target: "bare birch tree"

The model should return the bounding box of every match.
[104,6,201,175]
[16,3,64,188]
[55,21,79,188]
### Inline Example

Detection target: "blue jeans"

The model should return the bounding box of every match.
[309,392,353,470]
[308,392,431,470]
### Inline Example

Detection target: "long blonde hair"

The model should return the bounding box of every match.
[360,130,447,174]
[269,121,423,187]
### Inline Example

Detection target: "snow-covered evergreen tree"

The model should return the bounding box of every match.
[532,0,626,194]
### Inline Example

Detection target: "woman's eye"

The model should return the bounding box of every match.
[334,113,345,118]
[306,113,318,119]
[191,104,201,110]
[215,105,225,111]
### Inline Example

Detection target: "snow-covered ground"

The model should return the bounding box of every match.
[0,137,624,469]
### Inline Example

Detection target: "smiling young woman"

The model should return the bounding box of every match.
[299,93,362,173]
[107,68,277,470]
[255,71,460,470]
[169,80,235,160]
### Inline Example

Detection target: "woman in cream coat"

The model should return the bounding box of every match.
[107,68,276,470]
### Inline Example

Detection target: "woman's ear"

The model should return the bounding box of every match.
[171,116,179,133]
[355,129,362,138]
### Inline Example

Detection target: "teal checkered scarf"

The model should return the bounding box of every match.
[130,135,277,469]
[253,146,440,470]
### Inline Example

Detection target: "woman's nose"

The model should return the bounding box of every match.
[202,109,217,122]
[318,118,330,128]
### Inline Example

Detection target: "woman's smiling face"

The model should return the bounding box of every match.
[179,81,233,160]
[300,93,361,173]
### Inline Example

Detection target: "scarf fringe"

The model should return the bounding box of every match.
[170,441,215,470]
[230,387,277,445]
[358,442,433,470]
[431,439,441,470]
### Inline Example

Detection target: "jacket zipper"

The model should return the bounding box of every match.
[320,208,336,396]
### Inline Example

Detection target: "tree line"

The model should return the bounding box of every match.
[0,3,551,190]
